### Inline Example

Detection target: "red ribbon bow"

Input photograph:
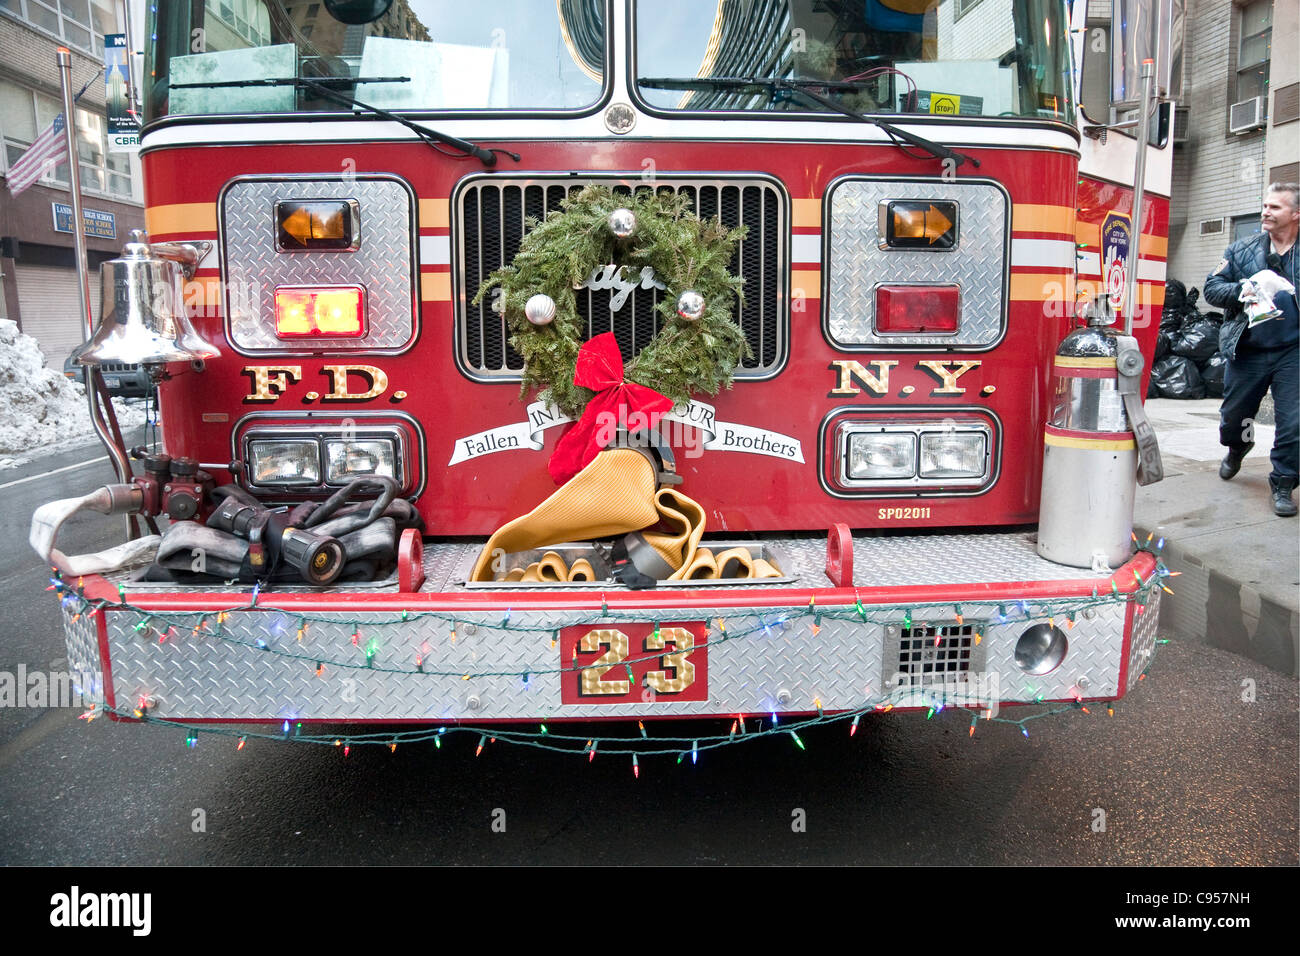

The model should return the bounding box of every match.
[548,332,673,484]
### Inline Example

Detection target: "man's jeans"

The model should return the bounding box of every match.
[1219,345,1299,482]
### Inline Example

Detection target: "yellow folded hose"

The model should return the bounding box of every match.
[567,557,597,582]
[470,447,781,583]
[469,449,659,581]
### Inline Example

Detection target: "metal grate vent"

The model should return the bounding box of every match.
[894,622,976,686]
[455,176,786,379]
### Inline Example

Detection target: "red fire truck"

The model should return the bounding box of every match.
[34,0,1179,754]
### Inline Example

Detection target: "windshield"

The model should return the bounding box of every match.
[145,0,606,121]
[635,0,1072,121]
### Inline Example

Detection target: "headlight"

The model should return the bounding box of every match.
[248,439,321,485]
[847,432,916,479]
[920,431,987,478]
[827,416,996,495]
[325,439,396,483]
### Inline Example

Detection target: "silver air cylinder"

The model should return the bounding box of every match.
[1036,318,1137,569]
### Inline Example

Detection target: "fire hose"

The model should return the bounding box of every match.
[148,476,420,585]
[29,484,160,577]
[30,476,421,586]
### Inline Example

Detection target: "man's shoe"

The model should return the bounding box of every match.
[1219,443,1254,480]
[1271,477,1298,517]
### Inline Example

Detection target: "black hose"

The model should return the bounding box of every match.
[302,476,398,532]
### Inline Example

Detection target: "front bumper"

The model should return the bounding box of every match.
[55,532,1162,725]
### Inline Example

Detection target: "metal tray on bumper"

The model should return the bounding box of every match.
[55,532,1163,724]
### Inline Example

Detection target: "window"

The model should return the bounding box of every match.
[1232,213,1261,243]
[0,0,120,56]
[0,80,135,201]
[204,0,273,47]
[1236,0,1271,107]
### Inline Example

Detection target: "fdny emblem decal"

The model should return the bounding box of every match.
[1101,211,1132,309]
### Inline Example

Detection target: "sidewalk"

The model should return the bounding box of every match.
[1135,398,1299,675]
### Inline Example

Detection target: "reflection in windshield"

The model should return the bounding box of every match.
[636,0,1071,121]
[147,0,606,120]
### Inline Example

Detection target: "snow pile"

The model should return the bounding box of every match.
[0,319,147,458]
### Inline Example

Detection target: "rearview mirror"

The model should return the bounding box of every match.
[1111,0,1183,106]
[323,0,394,25]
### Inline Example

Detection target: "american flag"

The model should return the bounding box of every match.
[4,113,68,196]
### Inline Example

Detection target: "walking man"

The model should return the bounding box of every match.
[1204,182,1299,517]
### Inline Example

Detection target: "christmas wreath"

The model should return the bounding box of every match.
[474,185,750,419]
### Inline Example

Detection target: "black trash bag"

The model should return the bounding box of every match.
[1165,278,1187,313]
[1151,355,1206,400]
[1160,308,1185,332]
[1200,352,1227,398]
[1154,328,1172,361]
[1186,286,1200,308]
[1147,373,1160,399]
[1170,315,1221,362]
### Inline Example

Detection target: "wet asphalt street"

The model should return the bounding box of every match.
[0,436,1296,867]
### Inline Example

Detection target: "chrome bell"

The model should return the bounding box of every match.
[71,230,219,367]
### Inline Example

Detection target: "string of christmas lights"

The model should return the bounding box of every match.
[49,537,1173,770]
[75,661,1169,773]
[49,559,1173,684]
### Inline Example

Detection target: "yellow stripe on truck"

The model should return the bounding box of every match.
[1009,273,1074,301]
[1012,204,1074,235]
[146,203,217,236]
[419,199,450,229]
[421,272,451,302]
[792,199,821,228]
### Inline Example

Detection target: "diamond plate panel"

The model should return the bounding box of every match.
[62,606,106,707]
[852,532,1111,585]
[95,589,1145,720]
[983,603,1127,701]
[102,605,883,720]
[826,179,1007,347]
[1126,589,1161,692]
[222,176,416,352]
[104,533,1111,597]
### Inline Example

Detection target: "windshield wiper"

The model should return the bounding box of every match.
[170,76,520,167]
[638,76,979,169]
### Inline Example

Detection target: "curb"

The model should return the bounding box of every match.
[1135,523,1299,676]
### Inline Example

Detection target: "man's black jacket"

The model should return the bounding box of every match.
[1204,232,1274,361]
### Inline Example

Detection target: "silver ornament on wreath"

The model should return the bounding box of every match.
[524,293,556,326]
[676,290,706,321]
[608,208,637,239]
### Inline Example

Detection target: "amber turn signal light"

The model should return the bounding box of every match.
[274,286,366,337]
[276,200,359,251]
[880,200,958,250]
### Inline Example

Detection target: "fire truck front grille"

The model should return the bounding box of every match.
[455,176,787,379]
[894,623,976,687]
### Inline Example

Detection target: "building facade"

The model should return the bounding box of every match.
[0,0,145,369]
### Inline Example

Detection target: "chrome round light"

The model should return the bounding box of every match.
[1014,623,1068,675]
